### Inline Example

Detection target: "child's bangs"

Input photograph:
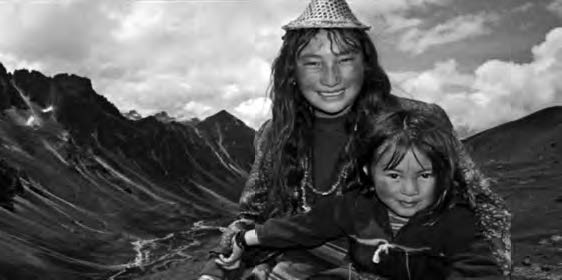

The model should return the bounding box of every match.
[376,136,410,170]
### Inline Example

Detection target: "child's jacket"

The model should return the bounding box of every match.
[255,189,503,280]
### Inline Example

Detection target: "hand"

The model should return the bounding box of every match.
[215,234,244,270]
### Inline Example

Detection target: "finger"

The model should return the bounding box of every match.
[215,255,238,267]
[223,260,240,270]
[219,253,234,263]
[214,258,240,270]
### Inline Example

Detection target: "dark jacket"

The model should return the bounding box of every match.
[255,189,503,280]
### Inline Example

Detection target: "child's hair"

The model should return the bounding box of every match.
[263,28,397,213]
[355,110,467,213]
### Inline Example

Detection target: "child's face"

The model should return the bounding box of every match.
[370,146,437,218]
[295,29,365,118]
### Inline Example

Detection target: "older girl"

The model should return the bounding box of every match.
[218,110,504,280]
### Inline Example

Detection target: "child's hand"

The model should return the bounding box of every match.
[215,234,244,270]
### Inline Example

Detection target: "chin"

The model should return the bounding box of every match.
[315,105,352,117]
[392,208,417,218]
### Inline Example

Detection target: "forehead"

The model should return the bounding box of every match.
[375,145,432,169]
[298,30,359,57]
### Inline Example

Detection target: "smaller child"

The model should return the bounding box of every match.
[216,110,504,280]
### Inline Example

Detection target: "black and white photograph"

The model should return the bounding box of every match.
[0,0,560,279]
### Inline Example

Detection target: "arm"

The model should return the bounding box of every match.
[254,195,348,248]
[442,207,505,279]
[214,120,273,254]
[218,195,349,266]
[426,102,512,275]
[238,120,274,223]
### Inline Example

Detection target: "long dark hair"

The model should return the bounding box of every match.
[355,110,467,213]
[263,28,396,212]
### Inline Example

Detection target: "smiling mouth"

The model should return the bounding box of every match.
[318,90,345,97]
[398,201,418,208]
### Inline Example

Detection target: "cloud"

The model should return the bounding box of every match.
[181,101,214,120]
[233,97,272,129]
[352,0,453,37]
[356,0,452,15]
[393,27,562,135]
[0,0,458,129]
[547,0,562,18]
[0,0,558,134]
[397,13,499,54]
[512,2,534,13]
[0,52,44,73]
[0,0,121,69]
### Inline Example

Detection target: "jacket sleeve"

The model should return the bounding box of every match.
[430,104,512,276]
[237,119,273,223]
[212,120,274,255]
[255,195,348,249]
[440,207,505,279]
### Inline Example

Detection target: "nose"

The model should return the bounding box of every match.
[320,63,341,87]
[400,179,420,196]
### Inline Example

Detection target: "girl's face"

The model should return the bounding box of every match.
[295,30,365,118]
[370,146,437,218]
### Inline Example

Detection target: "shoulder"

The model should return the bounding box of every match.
[256,119,272,139]
[253,119,272,148]
[440,203,477,227]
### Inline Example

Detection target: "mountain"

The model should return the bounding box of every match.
[463,106,562,278]
[464,106,562,165]
[0,62,256,279]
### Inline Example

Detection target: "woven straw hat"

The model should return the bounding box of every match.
[283,0,370,30]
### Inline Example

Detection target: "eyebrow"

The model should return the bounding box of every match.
[384,166,433,172]
[298,54,322,60]
[298,51,358,59]
[335,51,355,56]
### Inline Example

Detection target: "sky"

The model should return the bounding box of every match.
[0,0,561,136]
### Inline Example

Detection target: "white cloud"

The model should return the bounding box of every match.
[393,27,562,133]
[233,97,272,129]
[512,3,534,13]
[397,13,499,54]
[547,0,562,18]
[0,52,44,73]
[181,101,214,120]
[0,0,286,122]
[0,0,558,135]
[355,0,452,15]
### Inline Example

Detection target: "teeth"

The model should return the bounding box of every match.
[319,90,344,96]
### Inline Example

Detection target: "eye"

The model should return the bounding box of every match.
[338,56,354,63]
[419,172,434,179]
[386,173,400,179]
[303,61,321,67]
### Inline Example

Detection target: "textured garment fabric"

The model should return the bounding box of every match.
[233,96,511,275]
[312,114,348,194]
[255,188,503,280]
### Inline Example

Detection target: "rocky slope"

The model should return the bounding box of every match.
[464,106,562,280]
[0,62,255,279]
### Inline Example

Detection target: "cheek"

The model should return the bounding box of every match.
[295,68,317,88]
[342,63,365,86]
[373,177,397,199]
[418,179,437,205]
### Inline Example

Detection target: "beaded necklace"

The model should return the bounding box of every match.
[298,137,354,212]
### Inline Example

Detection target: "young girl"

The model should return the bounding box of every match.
[217,110,504,280]
[200,0,510,279]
